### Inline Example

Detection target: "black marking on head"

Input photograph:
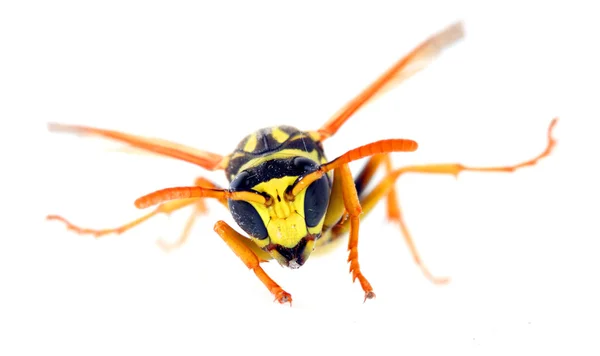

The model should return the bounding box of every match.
[229,157,326,191]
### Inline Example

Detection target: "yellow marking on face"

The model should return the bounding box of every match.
[269,201,292,219]
[239,150,330,253]
[271,127,291,143]
[267,213,308,248]
[250,235,270,249]
[254,176,301,216]
[250,176,310,249]
[243,134,258,152]
[307,215,326,235]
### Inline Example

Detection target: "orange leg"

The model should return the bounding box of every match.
[382,155,401,221]
[337,181,449,284]
[339,118,558,284]
[47,176,225,251]
[213,220,291,305]
[46,199,198,238]
[155,198,206,252]
[338,164,375,302]
[155,177,228,251]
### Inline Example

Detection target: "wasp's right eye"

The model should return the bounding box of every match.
[228,170,268,239]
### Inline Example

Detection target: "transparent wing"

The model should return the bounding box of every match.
[48,123,227,170]
[317,21,465,140]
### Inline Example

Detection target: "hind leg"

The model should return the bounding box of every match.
[334,118,558,283]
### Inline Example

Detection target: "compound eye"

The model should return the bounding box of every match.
[303,175,331,228]
[229,200,268,239]
[229,170,252,192]
[228,170,268,239]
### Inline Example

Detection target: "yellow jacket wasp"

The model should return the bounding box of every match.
[47,22,558,305]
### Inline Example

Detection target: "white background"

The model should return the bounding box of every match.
[2,1,599,355]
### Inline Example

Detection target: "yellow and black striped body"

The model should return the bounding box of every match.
[224,126,345,268]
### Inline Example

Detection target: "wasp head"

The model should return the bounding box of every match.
[227,156,331,268]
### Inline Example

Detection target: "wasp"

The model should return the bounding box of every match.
[47,22,558,305]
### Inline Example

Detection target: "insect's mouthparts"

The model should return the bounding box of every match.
[288,259,301,269]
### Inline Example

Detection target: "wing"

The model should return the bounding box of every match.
[48,122,228,170]
[316,21,465,140]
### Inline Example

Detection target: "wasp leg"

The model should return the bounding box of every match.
[353,154,400,222]
[47,177,224,250]
[213,221,291,305]
[334,178,449,284]
[156,177,228,252]
[337,118,558,284]
[154,199,206,252]
[322,154,397,238]
[337,164,376,302]
[46,199,198,238]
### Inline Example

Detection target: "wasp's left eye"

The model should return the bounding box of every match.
[303,175,330,228]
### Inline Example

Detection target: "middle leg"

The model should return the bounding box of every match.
[156,177,228,251]
[335,118,558,284]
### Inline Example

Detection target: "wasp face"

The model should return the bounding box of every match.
[228,157,331,268]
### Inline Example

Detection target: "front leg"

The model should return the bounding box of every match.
[213,221,291,305]
[337,164,376,302]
